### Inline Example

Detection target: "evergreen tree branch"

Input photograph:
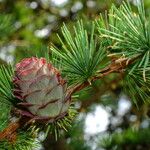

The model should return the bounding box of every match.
[67,55,138,95]
[51,21,107,85]
[0,1,150,149]
[96,0,150,80]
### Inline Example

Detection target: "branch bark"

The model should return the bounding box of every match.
[67,56,137,95]
[0,121,20,143]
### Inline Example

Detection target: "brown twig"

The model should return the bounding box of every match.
[0,121,20,143]
[67,56,138,95]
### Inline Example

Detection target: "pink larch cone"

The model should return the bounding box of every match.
[13,57,70,122]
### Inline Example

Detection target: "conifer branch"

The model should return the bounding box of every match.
[0,1,150,149]
[68,55,138,95]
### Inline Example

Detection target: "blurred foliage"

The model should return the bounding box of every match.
[0,0,150,150]
[99,128,150,150]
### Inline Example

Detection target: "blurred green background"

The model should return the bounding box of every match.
[0,0,150,150]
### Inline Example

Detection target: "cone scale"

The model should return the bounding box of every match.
[13,57,70,123]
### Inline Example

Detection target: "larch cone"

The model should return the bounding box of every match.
[13,57,70,123]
